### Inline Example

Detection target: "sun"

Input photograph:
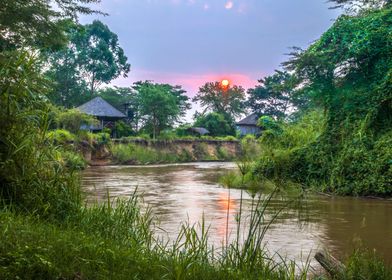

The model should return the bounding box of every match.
[221,79,230,87]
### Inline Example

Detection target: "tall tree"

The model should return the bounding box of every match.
[329,0,391,13]
[74,20,131,95]
[0,0,104,51]
[44,24,89,107]
[97,86,134,112]
[246,71,299,120]
[45,20,130,106]
[133,81,190,138]
[193,81,246,119]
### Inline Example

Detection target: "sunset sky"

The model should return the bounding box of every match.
[82,0,340,117]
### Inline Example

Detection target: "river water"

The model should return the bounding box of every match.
[82,162,392,266]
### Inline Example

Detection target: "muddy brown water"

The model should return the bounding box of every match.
[82,162,392,267]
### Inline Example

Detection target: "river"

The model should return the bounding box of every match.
[82,162,392,267]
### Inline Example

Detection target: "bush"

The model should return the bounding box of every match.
[56,109,98,134]
[47,129,76,144]
[61,150,86,171]
[194,112,236,137]
[0,51,81,220]
[93,132,111,146]
[114,120,134,138]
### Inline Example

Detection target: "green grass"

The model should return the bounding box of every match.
[111,142,237,164]
[111,143,179,164]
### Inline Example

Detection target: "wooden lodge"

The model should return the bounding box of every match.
[77,97,126,132]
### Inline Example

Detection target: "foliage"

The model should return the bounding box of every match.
[44,20,130,107]
[253,111,325,181]
[56,108,98,134]
[0,51,81,220]
[193,81,246,118]
[247,71,302,120]
[44,24,90,107]
[0,0,103,51]
[111,144,178,164]
[257,116,283,136]
[328,0,391,14]
[60,150,86,171]
[342,247,392,279]
[240,135,261,161]
[47,129,76,144]
[263,5,392,196]
[92,132,111,146]
[97,86,134,111]
[0,190,318,280]
[114,120,134,138]
[132,81,190,138]
[72,20,131,95]
[194,112,236,137]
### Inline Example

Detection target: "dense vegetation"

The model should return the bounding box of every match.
[249,3,392,196]
[1,0,391,278]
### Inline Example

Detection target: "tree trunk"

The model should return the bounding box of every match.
[315,251,346,278]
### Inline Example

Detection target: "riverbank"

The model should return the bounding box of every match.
[83,138,242,165]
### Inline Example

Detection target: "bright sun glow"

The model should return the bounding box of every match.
[221,79,230,87]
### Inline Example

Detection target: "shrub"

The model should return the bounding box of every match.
[0,51,81,220]
[114,120,134,138]
[56,109,98,134]
[194,112,236,137]
[47,129,76,144]
[61,150,86,171]
[93,132,111,146]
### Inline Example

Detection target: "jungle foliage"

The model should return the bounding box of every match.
[254,5,392,196]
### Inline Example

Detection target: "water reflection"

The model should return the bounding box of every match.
[82,162,392,265]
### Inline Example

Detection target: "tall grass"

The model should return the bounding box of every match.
[0,51,82,221]
[0,186,312,279]
[112,143,179,164]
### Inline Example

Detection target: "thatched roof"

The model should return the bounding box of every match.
[236,113,260,126]
[188,127,210,135]
[77,97,126,118]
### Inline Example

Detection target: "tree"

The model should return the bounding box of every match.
[44,20,130,106]
[44,25,90,108]
[193,82,246,119]
[281,5,392,195]
[246,71,300,120]
[194,112,236,137]
[133,81,190,138]
[74,20,130,95]
[97,86,134,112]
[328,0,391,13]
[0,0,104,51]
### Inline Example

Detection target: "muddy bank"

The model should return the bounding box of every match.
[83,139,242,165]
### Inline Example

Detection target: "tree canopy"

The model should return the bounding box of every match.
[193,82,246,119]
[246,71,300,120]
[0,0,104,51]
[194,112,236,137]
[74,20,130,95]
[278,5,392,195]
[132,81,190,138]
[45,20,130,107]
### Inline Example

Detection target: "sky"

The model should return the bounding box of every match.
[81,0,340,119]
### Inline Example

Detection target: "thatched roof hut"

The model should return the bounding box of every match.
[77,97,126,119]
[236,113,261,136]
[77,97,126,131]
[188,127,210,136]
